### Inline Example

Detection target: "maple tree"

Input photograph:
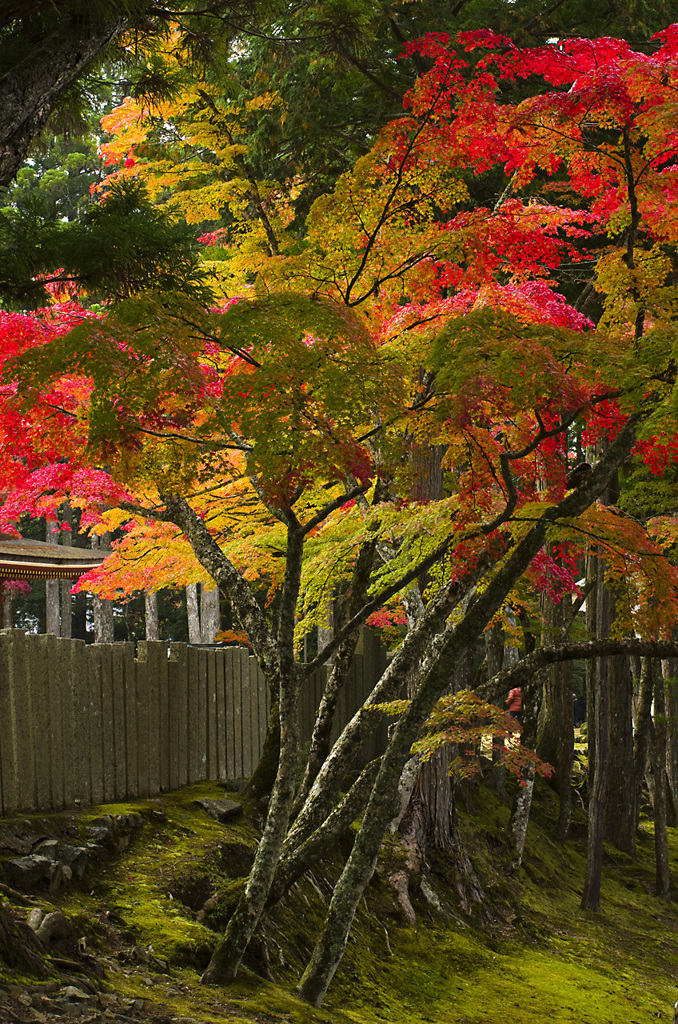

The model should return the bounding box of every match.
[8,20,678,1007]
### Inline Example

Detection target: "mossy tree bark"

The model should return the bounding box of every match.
[201,520,305,984]
[298,426,640,1005]
[0,902,46,978]
[293,537,378,815]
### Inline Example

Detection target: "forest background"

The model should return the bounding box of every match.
[5,0,678,1009]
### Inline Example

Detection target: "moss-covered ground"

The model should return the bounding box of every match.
[6,777,678,1023]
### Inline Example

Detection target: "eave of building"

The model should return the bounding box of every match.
[0,539,105,580]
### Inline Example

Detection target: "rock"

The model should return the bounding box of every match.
[86,826,110,842]
[35,911,77,945]
[27,908,44,931]
[193,797,242,822]
[48,860,66,894]
[62,986,90,1001]
[32,839,59,860]
[93,815,114,830]
[60,846,88,880]
[3,854,53,889]
[115,835,130,854]
[217,778,245,792]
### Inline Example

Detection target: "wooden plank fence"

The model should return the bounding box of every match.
[0,628,387,815]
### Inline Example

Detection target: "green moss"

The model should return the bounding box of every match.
[22,777,676,1024]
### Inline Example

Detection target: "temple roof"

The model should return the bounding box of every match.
[0,539,105,580]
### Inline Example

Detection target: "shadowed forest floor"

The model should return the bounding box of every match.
[1,777,677,1024]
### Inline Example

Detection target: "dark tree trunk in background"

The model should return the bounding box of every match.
[200,583,221,642]
[585,551,598,791]
[486,623,507,800]
[537,591,574,840]
[507,615,539,866]
[662,644,678,826]
[60,504,72,638]
[655,663,671,899]
[145,591,159,641]
[186,583,201,644]
[604,647,635,854]
[581,571,611,911]
[633,658,655,835]
[46,521,60,636]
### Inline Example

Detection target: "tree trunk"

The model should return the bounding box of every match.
[294,542,377,814]
[655,662,671,899]
[536,591,574,839]
[91,533,114,642]
[633,657,654,834]
[145,590,159,641]
[581,570,610,911]
[242,705,280,802]
[46,521,60,636]
[507,638,540,867]
[585,551,598,791]
[186,583,201,644]
[485,623,507,801]
[0,11,130,187]
[0,902,47,977]
[200,583,220,642]
[2,592,12,628]
[604,647,635,854]
[60,505,72,638]
[662,644,678,826]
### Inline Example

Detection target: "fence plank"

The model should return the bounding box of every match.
[112,644,128,800]
[234,650,246,779]
[155,642,170,792]
[88,646,104,805]
[169,643,188,788]
[42,634,64,810]
[58,638,74,810]
[123,641,138,799]
[225,648,237,778]
[216,650,227,779]
[187,646,200,782]
[0,633,17,815]
[135,644,150,798]
[240,652,252,778]
[197,649,208,781]
[0,627,385,808]
[207,651,218,779]
[145,641,162,795]
[99,644,115,803]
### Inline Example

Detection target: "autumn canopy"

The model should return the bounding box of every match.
[3,14,678,1005]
